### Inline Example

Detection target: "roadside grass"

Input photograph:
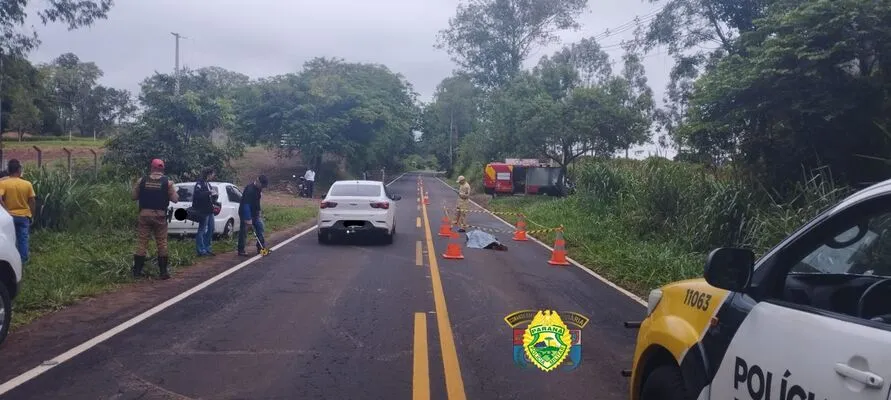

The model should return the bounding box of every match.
[468,158,847,297]
[487,196,702,295]
[12,204,316,329]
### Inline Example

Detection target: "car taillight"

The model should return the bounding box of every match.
[320,201,338,209]
[371,202,390,209]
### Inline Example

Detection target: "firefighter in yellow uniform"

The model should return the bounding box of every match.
[455,175,471,232]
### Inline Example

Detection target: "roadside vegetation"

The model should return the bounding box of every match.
[481,159,847,294]
[11,167,317,328]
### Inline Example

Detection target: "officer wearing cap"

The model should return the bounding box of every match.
[456,175,471,232]
[131,158,178,279]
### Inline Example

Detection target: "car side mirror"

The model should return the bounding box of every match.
[390,194,402,201]
[704,247,755,292]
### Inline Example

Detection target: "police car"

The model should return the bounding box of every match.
[624,179,891,400]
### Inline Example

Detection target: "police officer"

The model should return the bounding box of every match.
[131,159,179,279]
[455,175,471,232]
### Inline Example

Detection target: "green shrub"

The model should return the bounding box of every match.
[486,158,854,294]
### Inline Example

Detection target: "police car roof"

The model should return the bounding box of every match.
[827,177,891,215]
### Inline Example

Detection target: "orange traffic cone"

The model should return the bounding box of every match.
[423,191,430,205]
[513,215,528,241]
[438,215,453,237]
[442,227,465,259]
[547,228,570,266]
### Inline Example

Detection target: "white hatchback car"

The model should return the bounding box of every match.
[168,182,243,238]
[0,207,23,347]
[317,180,402,244]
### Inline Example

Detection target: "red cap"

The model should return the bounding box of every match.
[151,159,165,170]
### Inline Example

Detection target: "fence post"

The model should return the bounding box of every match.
[62,147,72,177]
[90,149,98,177]
[32,146,42,168]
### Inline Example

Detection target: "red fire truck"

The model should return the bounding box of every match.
[483,159,563,196]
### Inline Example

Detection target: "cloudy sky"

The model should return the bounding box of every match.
[26,0,676,158]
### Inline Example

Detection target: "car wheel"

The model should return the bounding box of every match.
[0,283,11,346]
[222,219,234,239]
[640,365,691,400]
[384,227,395,245]
[318,230,329,245]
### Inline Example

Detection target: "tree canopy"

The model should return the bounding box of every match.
[235,57,419,175]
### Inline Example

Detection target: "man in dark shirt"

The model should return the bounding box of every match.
[193,167,217,257]
[237,175,269,256]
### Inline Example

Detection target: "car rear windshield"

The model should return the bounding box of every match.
[328,184,382,197]
[175,185,194,202]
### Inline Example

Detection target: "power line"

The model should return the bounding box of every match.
[588,6,665,42]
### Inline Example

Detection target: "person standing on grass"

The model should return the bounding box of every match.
[455,175,471,233]
[193,167,217,257]
[303,167,315,198]
[237,175,269,257]
[0,160,36,264]
[132,159,178,280]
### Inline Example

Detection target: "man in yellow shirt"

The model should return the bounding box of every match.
[0,159,37,263]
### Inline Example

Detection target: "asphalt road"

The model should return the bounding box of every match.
[0,172,645,400]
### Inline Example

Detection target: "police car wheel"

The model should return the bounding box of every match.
[640,365,691,400]
[0,283,10,346]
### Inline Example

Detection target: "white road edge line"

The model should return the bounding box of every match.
[386,172,406,187]
[434,176,646,307]
[0,172,411,395]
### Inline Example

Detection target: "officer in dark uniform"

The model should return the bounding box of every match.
[131,158,179,279]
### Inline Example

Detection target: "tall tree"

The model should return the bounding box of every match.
[679,0,891,190]
[0,0,114,56]
[79,86,136,139]
[635,0,781,149]
[0,54,43,137]
[236,58,419,173]
[481,42,654,183]
[419,73,481,170]
[436,0,589,90]
[40,53,103,139]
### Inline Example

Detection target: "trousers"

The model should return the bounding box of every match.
[135,215,169,257]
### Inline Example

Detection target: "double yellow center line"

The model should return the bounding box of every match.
[413,183,467,400]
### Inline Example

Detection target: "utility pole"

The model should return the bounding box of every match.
[171,32,186,96]
[449,109,454,170]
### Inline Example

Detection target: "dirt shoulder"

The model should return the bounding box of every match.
[0,219,316,383]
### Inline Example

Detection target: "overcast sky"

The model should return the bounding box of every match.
[26,0,675,158]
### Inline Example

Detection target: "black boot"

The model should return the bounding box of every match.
[132,255,146,278]
[158,256,170,280]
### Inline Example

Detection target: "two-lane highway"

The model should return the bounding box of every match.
[0,172,645,400]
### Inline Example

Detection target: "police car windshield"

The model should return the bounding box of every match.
[792,222,891,277]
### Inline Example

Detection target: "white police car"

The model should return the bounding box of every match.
[625,179,891,400]
[0,207,23,347]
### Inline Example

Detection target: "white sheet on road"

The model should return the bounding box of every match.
[465,229,499,249]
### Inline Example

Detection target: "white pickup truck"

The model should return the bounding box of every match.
[0,207,23,346]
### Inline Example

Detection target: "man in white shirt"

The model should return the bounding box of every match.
[303,168,316,198]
